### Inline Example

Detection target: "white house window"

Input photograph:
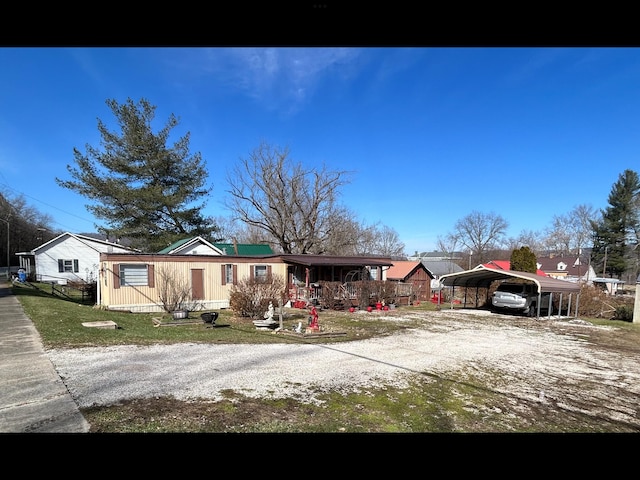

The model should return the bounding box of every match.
[58,259,79,273]
[254,265,268,281]
[119,264,148,286]
[224,264,234,284]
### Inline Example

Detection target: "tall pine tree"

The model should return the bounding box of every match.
[591,169,640,278]
[56,98,220,252]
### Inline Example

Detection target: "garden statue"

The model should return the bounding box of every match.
[264,301,274,320]
[253,301,278,330]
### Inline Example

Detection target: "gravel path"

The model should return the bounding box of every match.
[46,310,640,428]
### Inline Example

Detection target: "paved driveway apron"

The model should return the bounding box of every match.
[0,281,89,433]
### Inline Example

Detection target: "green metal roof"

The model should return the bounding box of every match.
[157,237,274,255]
[157,237,194,254]
[213,243,274,255]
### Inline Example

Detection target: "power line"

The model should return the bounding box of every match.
[0,182,96,226]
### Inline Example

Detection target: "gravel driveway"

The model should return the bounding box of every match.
[47,309,640,429]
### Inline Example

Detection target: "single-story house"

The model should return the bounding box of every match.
[385,260,433,304]
[97,252,395,313]
[16,232,135,285]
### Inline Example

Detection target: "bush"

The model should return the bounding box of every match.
[577,283,634,319]
[156,266,192,313]
[229,274,286,319]
[614,304,634,322]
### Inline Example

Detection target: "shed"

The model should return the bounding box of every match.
[385,260,433,302]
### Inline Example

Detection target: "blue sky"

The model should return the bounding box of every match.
[0,47,638,255]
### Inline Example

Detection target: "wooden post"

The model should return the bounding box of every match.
[278,298,283,330]
[633,276,640,324]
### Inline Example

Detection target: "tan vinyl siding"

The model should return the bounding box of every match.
[98,254,288,313]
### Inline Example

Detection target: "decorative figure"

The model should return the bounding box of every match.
[264,301,274,320]
[253,301,278,330]
[307,304,319,332]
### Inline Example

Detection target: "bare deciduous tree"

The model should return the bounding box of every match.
[436,233,460,258]
[451,210,508,265]
[505,229,545,257]
[371,224,405,258]
[225,142,353,254]
[543,204,600,255]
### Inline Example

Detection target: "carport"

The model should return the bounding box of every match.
[438,265,582,318]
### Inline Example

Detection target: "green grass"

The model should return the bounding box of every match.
[12,282,419,349]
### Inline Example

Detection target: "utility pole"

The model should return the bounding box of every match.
[603,246,608,278]
[1,217,9,280]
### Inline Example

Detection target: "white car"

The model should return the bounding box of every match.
[491,282,552,316]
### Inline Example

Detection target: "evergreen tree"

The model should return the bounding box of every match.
[590,169,640,278]
[56,98,220,252]
[510,246,537,273]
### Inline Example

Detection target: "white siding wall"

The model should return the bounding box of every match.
[177,244,221,255]
[36,236,132,285]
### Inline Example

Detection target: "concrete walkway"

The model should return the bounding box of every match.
[0,280,89,433]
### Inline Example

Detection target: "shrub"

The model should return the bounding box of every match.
[577,283,634,319]
[317,281,342,310]
[229,274,287,319]
[156,266,192,313]
[614,304,634,322]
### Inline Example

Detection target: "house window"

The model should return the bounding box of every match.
[224,264,234,284]
[254,265,268,281]
[369,266,379,280]
[119,264,148,286]
[58,259,79,273]
[221,264,237,286]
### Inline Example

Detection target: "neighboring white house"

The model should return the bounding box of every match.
[17,232,135,285]
[157,236,224,255]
